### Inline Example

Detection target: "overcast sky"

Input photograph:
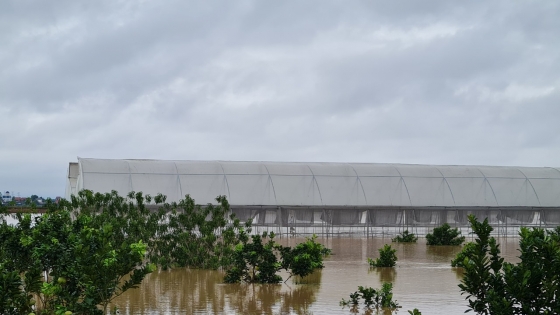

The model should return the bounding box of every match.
[1,1,560,198]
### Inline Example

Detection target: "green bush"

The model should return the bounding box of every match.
[0,265,34,315]
[426,223,465,245]
[368,244,397,267]
[451,242,476,267]
[0,190,249,314]
[392,230,418,243]
[150,194,249,270]
[280,235,326,280]
[340,283,399,310]
[224,233,330,284]
[0,194,156,315]
[224,231,282,284]
[459,215,560,314]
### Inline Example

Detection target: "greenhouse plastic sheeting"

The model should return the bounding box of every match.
[67,158,560,208]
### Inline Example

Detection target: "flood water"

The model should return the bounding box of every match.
[110,236,521,314]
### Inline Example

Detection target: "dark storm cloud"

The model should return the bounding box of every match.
[1,0,560,197]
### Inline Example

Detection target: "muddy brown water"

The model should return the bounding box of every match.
[111,237,521,314]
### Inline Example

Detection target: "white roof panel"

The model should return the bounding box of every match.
[69,158,560,207]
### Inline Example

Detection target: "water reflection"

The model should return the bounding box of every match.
[223,284,281,314]
[112,268,229,314]
[396,243,421,261]
[344,305,397,315]
[453,267,465,281]
[111,267,321,314]
[368,267,396,283]
[425,245,462,263]
[279,281,320,315]
[223,276,320,314]
[110,237,522,315]
[292,269,322,285]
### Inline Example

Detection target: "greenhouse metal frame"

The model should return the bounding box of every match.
[66,158,560,237]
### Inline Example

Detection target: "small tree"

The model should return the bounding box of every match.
[1,192,150,313]
[279,235,326,281]
[0,191,256,314]
[458,215,560,314]
[224,233,329,284]
[368,244,397,267]
[0,199,156,315]
[150,195,249,270]
[224,231,282,284]
[426,223,465,245]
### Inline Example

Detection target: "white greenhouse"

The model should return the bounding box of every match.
[66,158,560,236]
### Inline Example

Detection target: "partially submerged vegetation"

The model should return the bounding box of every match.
[5,193,560,314]
[0,192,159,315]
[367,244,397,267]
[391,230,418,243]
[451,242,476,268]
[224,232,328,283]
[340,283,399,312]
[426,223,465,246]
[0,190,330,314]
[458,215,560,314]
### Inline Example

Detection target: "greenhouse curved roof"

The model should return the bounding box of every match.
[66,158,560,208]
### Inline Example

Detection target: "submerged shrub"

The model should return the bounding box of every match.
[451,242,476,268]
[368,244,397,267]
[224,233,330,284]
[392,230,418,243]
[224,231,282,284]
[340,283,399,311]
[280,235,327,280]
[426,223,465,246]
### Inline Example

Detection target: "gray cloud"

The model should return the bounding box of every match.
[1,0,560,197]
